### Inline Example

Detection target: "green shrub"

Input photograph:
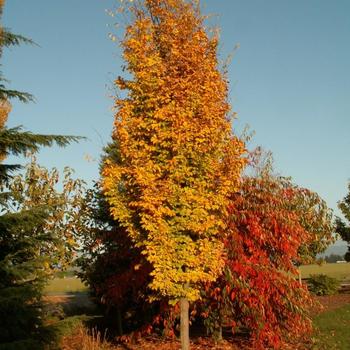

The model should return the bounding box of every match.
[308,274,340,296]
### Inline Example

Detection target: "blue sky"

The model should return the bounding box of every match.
[3,0,350,223]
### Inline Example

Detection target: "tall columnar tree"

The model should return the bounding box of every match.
[336,182,350,262]
[102,0,246,348]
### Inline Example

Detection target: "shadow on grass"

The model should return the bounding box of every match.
[0,316,95,350]
[1,293,252,350]
[0,291,103,350]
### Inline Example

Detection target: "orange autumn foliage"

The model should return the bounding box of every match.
[0,99,10,129]
[103,0,246,302]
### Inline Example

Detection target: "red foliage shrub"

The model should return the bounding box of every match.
[200,175,319,349]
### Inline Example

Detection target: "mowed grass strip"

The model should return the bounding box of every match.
[45,277,88,294]
[313,303,350,350]
[300,263,350,281]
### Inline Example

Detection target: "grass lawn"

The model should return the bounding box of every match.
[46,264,349,295]
[313,303,350,350]
[44,276,88,294]
[300,263,350,281]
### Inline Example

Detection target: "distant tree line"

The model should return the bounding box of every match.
[324,254,345,263]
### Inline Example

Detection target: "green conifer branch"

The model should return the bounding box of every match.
[0,29,37,48]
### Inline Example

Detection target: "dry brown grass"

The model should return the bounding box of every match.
[61,326,113,350]
[60,327,242,350]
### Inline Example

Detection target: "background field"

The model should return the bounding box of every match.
[43,263,350,296]
[300,263,350,282]
[44,277,88,294]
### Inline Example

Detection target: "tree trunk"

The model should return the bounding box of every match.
[214,326,223,342]
[180,298,190,350]
[116,307,123,336]
[298,269,302,286]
